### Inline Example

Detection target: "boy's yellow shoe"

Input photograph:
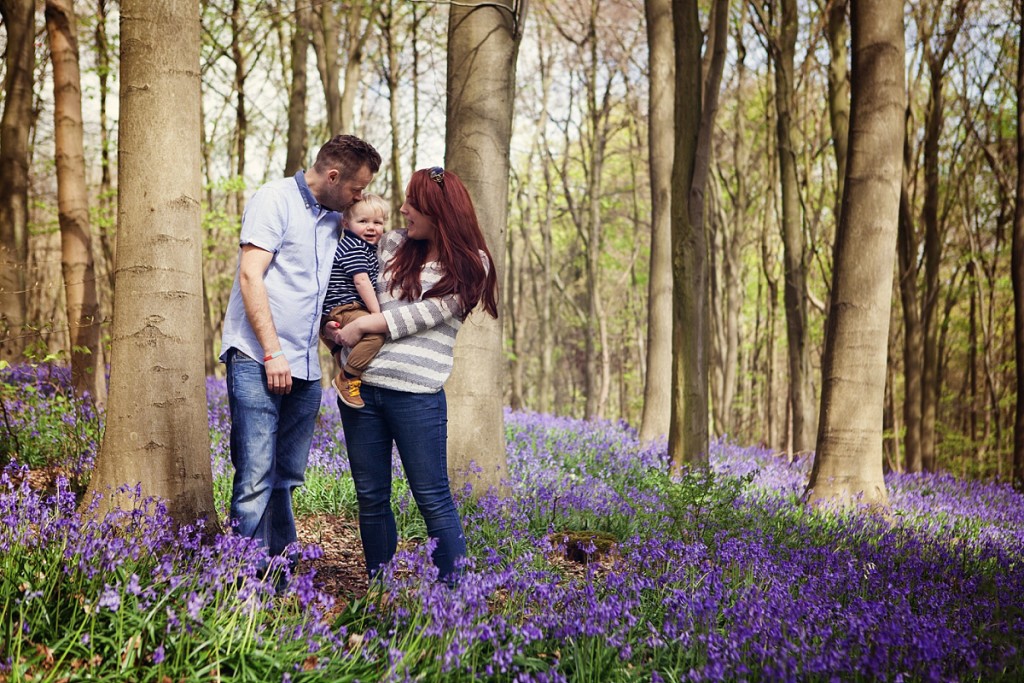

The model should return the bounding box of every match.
[334,374,364,409]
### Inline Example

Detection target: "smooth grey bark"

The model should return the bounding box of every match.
[666,0,728,470]
[639,0,673,443]
[444,0,526,494]
[87,0,217,524]
[668,0,703,472]
[807,0,904,508]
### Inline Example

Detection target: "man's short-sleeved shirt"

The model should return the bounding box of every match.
[219,171,341,380]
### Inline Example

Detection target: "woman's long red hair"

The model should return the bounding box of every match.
[387,168,498,320]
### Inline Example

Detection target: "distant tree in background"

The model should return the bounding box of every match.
[0,0,35,364]
[1013,0,1024,491]
[284,0,310,176]
[45,0,106,406]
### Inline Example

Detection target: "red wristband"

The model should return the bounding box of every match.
[263,350,284,362]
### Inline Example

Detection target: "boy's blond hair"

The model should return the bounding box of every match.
[344,193,390,222]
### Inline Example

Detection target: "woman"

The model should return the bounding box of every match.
[324,166,498,583]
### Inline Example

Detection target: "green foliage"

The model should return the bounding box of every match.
[638,466,756,545]
[0,364,102,493]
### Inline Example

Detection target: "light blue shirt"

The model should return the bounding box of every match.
[219,171,340,380]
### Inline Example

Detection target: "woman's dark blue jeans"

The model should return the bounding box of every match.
[338,385,466,581]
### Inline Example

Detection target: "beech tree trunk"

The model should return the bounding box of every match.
[315,2,343,134]
[771,0,816,453]
[87,0,217,524]
[381,0,404,216]
[230,0,247,213]
[0,0,35,363]
[45,0,107,406]
[898,165,924,472]
[1013,1,1024,490]
[712,5,751,439]
[639,0,673,443]
[668,0,703,472]
[825,0,850,214]
[666,0,728,470]
[339,2,368,133]
[284,0,310,175]
[807,0,903,508]
[444,0,525,495]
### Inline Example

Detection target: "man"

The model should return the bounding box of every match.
[220,135,381,575]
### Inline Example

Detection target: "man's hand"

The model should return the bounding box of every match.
[265,355,293,394]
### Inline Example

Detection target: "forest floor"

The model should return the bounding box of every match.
[17,465,371,612]
[295,514,371,613]
[18,466,605,620]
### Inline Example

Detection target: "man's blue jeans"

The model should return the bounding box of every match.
[338,385,466,581]
[226,349,321,561]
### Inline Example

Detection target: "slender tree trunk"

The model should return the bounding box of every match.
[920,69,942,473]
[639,0,673,442]
[339,2,368,133]
[773,0,816,453]
[581,1,609,419]
[968,260,978,449]
[411,7,423,168]
[87,0,216,524]
[585,144,606,418]
[94,0,116,296]
[46,0,107,406]
[669,0,703,472]
[382,0,403,217]
[0,0,35,363]
[714,8,750,439]
[897,159,923,472]
[825,0,849,214]
[807,0,903,508]
[917,0,968,472]
[507,198,524,410]
[763,160,783,449]
[538,146,555,413]
[231,0,247,212]
[711,179,742,436]
[667,0,727,469]
[317,2,342,134]
[885,316,902,472]
[686,0,727,442]
[513,33,553,414]
[444,0,525,495]
[1013,1,1024,489]
[285,0,310,175]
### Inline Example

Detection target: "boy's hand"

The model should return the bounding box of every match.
[325,320,347,347]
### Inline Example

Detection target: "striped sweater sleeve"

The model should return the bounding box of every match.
[383,296,459,340]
